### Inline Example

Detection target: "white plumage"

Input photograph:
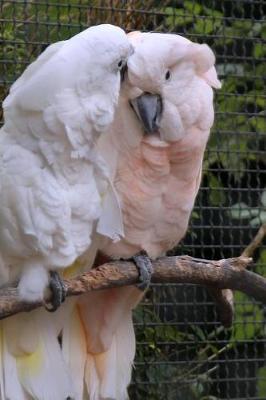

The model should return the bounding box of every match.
[0,24,132,400]
[0,23,130,301]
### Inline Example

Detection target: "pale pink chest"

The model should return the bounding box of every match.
[104,134,206,259]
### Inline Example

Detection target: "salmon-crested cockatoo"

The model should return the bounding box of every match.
[0,24,132,399]
[62,31,221,399]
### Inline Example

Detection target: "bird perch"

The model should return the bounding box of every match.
[1,254,266,320]
[0,223,265,323]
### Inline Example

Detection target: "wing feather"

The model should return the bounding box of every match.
[4,41,66,111]
[0,144,76,267]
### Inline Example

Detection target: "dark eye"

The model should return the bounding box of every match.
[118,60,124,70]
[165,70,171,81]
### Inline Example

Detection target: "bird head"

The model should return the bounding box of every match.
[124,31,221,143]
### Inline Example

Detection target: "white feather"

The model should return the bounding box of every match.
[62,301,87,400]
[1,310,74,400]
[0,23,131,399]
[0,23,130,294]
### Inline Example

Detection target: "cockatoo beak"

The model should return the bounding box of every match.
[130,93,162,134]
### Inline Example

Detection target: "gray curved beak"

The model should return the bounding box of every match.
[130,93,162,134]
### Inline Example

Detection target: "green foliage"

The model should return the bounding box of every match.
[164,2,223,33]
[232,292,265,341]
[132,303,230,399]
[257,249,266,276]
[257,366,266,398]
[0,0,88,109]
[229,191,266,226]
[206,173,226,206]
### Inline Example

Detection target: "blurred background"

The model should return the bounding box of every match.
[0,1,265,399]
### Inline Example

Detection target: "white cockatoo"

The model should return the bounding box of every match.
[62,31,221,399]
[0,24,132,399]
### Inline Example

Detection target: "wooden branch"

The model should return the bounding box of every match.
[1,255,266,321]
[207,287,234,328]
[209,222,266,327]
[242,222,266,258]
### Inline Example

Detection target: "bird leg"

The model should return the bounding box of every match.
[132,250,154,291]
[45,271,67,312]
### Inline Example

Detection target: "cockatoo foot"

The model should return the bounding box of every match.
[45,271,67,312]
[132,250,153,291]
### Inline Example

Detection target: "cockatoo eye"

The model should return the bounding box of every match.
[165,70,171,81]
[117,60,125,70]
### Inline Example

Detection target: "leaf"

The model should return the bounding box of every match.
[249,111,266,134]
[258,248,266,264]
[257,366,266,397]
[256,249,266,276]
[248,21,264,37]
[229,203,258,220]
[190,326,206,341]
[191,381,205,396]
[232,292,264,341]
[165,9,193,28]
[250,211,266,226]
[208,174,226,206]
[253,43,266,58]
[216,64,245,77]
[184,0,202,14]
[202,6,223,18]
[231,19,253,35]
[194,18,214,35]
[261,191,266,207]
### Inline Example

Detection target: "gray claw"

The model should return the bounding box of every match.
[133,251,154,291]
[45,271,66,312]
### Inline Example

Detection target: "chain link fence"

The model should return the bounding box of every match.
[1,1,265,399]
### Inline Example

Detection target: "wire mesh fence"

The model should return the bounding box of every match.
[0,1,265,399]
